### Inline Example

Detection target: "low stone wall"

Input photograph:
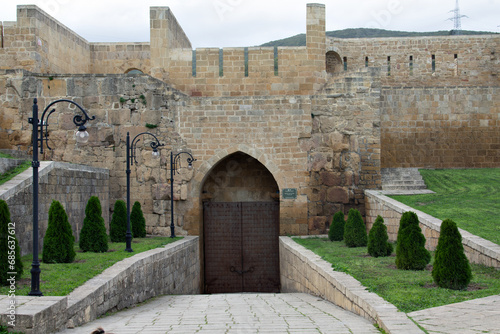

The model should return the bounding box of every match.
[280,236,424,334]
[0,158,25,174]
[365,190,500,268]
[0,236,201,334]
[0,161,109,256]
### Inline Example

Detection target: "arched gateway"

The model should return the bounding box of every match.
[202,152,280,293]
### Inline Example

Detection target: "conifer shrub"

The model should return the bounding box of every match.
[109,200,127,242]
[328,211,345,241]
[79,196,108,252]
[395,211,430,270]
[0,200,23,285]
[367,215,393,257]
[131,201,146,238]
[43,200,76,263]
[343,208,368,247]
[432,219,472,290]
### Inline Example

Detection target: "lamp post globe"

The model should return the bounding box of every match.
[75,127,90,143]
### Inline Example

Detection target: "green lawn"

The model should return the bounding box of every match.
[293,238,500,313]
[0,161,31,186]
[0,236,182,296]
[389,168,500,245]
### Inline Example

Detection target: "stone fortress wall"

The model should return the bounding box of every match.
[0,3,499,237]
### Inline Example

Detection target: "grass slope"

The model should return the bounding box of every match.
[0,161,31,186]
[0,237,182,296]
[294,238,500,313]
[390,168,500,246]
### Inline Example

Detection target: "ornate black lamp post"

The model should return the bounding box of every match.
[169,151,196,238]
[28,98,95,296]
[125,132,164,252]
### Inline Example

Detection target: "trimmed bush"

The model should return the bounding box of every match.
[109,200,127,242]
[395,211,430,270]
[328,211,345,241]
[367,215,393,257]
[79,196,108,252]
[343,208,368,248]
[43,200,75,263]
[0,200,23,285]
[131,201,146,238]
[432,219,472,290]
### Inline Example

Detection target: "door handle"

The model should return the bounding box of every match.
[230,266,255,275]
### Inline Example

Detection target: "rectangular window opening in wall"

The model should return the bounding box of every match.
[343,57,347,71]
[244,47,249,77]
[0,24,3,48]
[409,55,413,75]
[274,46,279,76]
[219,49,223,77]
[387,56,391,76]
[192,50,197,77]
[432,54,436,73]
[454,54,458,76]
[365,56,369,67]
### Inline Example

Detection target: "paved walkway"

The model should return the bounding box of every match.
[57,293,500,334]
[408,294,500,334]
[58,293,381,334]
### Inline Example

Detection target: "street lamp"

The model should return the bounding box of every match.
[125,132,164,252]
[28,98,95,296]
[169,151,196,238]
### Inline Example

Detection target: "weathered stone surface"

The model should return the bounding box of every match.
[308,216,327,234]
[320,171,341,187]
[152,183,172,200]
[327,187,349,204]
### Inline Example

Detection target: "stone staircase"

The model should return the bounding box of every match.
[381,168,433,194]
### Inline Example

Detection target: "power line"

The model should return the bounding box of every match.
[448,0,468,35]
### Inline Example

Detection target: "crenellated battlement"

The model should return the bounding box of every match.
[0,4,498,96]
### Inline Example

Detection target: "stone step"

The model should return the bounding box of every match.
[381,168,428,191]
[382,184,428,191]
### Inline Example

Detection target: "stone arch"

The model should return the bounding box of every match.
[190,145,283,198]
[125,68,144,74]
[200,150,280,293]
[201,151,279,202]
[326,50,343,74]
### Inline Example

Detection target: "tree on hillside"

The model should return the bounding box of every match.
[432,219,472,290]
[329,211,345,241]
[43,200,75,263]
[344,208,368,248]
[109,200,127,242]
[395,211,430,270]
[131,201,146,238]
[367,215,393,257]
[79,196,108,252]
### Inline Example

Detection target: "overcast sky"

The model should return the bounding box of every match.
[0,0,498,48]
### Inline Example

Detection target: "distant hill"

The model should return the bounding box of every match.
[260,28,498,47]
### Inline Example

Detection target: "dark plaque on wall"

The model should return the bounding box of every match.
[282,188,297,199]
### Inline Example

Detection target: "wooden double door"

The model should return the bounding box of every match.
[203,202,280,293]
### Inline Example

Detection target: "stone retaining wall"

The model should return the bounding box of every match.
[365,190,500,268]
[0,157,25,174]
[0,161,109,256]
[0,236,201,334]
[279,236,424,334]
